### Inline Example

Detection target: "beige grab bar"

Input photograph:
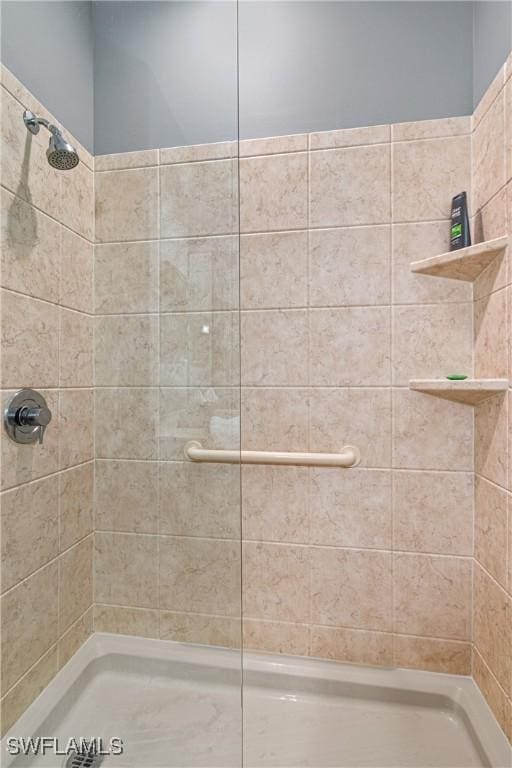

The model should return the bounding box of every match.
[184,441,361,468]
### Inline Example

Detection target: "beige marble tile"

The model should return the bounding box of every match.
[241,310,308,386]
[59,309,93,387]
[393,136,471,222]
[160,142,236,164]
[95,388,158,460]
[240,134,307,156]
[95,242,159,314]
[310,124,390,150]
[159,536,240,616]
[310,626,393,667]
[95,149,158,171]
[61,160,94,240]
[95,460,158,534]
[393,390,473,471]
[59,389,93,468]
[474,289,509,379]
[1,290,59,389]
[95,532,158,608]
[95,315,158,386]
[474,564,512,695]
[1,86,61,221]
[59,462,93,551]
[1,474,59,592]
[475,392,508,488]
[473,65,505,128]
[310,307,391,386]
[240,231,307,309]
[1,646,58,737]
[59,536,93,632]
[240,153,307,232]
[392,304,472,385]
[392,117,471,142]
[310,145,390,228]
[160,159,237,237]
[242,388,308,452]
[309,468,391,549]
[95,167,158,242]
[472,187,508,256]
[1,560,58,692]
[161,612,240,648]
[242,465,309,544]
[160,311,239,387]
[1,187,60,303]
[309,388,391,468]
[473,649,512,743]
[475,476,508,587]
[311,548,392,631]
[243,542,309,623]
[309,226,391,307]
[94,605,159,638]
[243,620,309,656]
[160,236,239,312]
[392,221,471,305]
[58,608,93,669]
[394,553,472,640]
[506,76,512,182]
[393,470,473,556]
[159,386,239,460]
[1,389,60,491]
[393,635,471,675]
[160,461,240,539]
[60,229,93,313]
[473,88,506,214]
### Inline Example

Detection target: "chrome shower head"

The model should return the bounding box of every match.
[23,109,79,171]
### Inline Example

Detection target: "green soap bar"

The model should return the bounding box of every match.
[446,374,468,380]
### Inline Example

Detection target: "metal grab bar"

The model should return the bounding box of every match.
[184,441,361,468]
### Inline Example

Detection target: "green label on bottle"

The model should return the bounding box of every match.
[451,223,462,238]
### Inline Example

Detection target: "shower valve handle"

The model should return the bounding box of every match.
[16,405,52,444]
[4,389,52,446]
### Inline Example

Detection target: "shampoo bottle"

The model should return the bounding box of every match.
[450,192,471,250]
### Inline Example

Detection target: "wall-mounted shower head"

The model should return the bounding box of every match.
[23,109,79,170]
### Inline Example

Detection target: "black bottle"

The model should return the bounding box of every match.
[450,192,471,250]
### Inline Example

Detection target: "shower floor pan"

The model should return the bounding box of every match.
[3,633,510,768]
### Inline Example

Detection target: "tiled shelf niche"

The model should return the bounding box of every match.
[409,379,509,406]
[410,235,508,282]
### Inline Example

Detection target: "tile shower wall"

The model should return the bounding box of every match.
[93,120,477,677]
[0,66,94,735]
[471,57,512,742]
[93,144,242,644]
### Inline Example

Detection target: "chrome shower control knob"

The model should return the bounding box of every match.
[4,389,52,445]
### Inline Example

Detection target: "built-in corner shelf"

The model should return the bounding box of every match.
[410,236,508,282]
[409,379,509,406]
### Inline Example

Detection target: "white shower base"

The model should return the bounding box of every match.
[3,633,510,768]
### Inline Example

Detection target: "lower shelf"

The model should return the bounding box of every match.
[409,378,509,405]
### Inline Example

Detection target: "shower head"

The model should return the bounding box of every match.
[23,109,79,171]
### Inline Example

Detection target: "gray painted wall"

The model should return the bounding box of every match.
[93,0,476,154]
[473,0,512,107]
[0,1,94,151]
[92,1,238,154]
[1,1,511,154]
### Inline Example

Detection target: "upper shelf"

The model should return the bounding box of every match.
[409,378,509,406]
[410,235,508,282]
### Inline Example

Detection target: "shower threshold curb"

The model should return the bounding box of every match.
[2,632,511,768]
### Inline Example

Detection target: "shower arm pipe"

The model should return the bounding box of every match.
[184,441,361,468]
[23,111,59,136]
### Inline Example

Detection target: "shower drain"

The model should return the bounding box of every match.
[64,748,105,768]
